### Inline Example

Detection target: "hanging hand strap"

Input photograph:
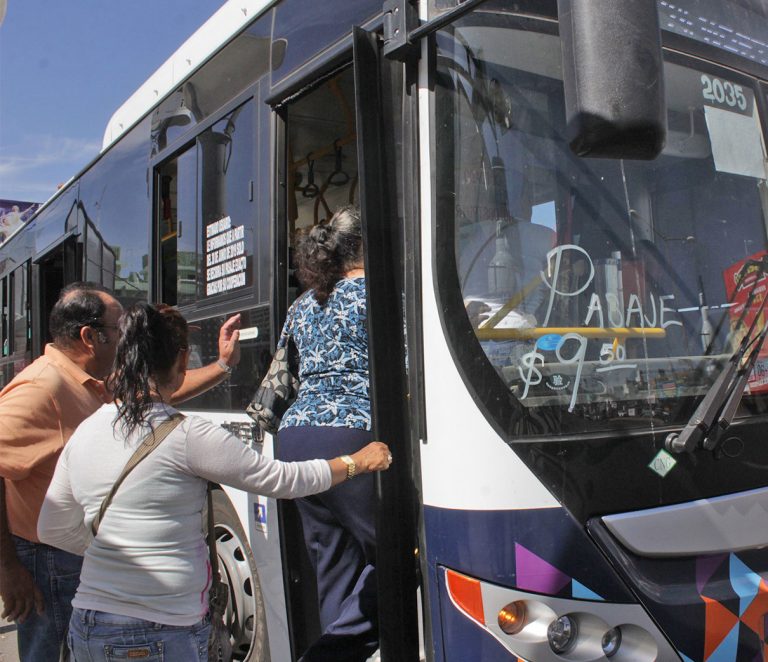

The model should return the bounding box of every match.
[92,413,185,536]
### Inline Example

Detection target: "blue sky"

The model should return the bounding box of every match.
[0,1,224,203]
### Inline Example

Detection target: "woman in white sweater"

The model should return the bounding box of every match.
[38,302,390,662]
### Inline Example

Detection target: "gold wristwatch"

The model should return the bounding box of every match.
[340,455,357,480]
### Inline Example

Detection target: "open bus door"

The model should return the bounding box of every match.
[31,237,81,358]
[352,26,420,662]
[274,27,419,662]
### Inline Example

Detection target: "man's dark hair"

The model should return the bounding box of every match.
[49,282,112,345]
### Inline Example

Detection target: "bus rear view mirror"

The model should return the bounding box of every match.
[558,0,666,160]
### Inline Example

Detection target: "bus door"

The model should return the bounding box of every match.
[273,28,419,661]
[31,237,80,358]
[352,27,420,662]
[277,64,361,659]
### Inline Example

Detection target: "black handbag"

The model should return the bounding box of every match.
[246,301,302,434]
[246,337,299,434]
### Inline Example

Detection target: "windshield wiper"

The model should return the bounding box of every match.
[702,325,768,452]
[665,274,768,454]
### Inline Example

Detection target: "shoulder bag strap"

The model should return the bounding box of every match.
[207,482,220,580]
[92,412,185,536]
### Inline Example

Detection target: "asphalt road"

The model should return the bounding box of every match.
[0,620,17,661]
[0,602,18,662]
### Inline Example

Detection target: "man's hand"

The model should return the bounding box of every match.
[0,478,44,623]
[218,313,242,369]
[0,561,44,623]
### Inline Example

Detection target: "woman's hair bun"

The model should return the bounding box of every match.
[295,206,362,304]
[309,223,334,251]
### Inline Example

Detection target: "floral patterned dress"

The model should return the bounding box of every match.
[277,277,370,431]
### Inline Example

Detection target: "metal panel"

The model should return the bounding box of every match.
[603,486,768,557]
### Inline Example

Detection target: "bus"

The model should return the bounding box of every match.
[3,0,768,660]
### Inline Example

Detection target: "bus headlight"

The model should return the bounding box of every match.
[497,601,526,635]
[602,626,622,657]
[547,614,578,653]
[444,567,673,660]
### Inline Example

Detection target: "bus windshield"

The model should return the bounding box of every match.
[434,12,768,436]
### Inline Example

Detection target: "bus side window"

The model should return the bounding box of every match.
[12,264,30,356]
[78,115,152,308]
[156,99,255,307]
[180,306,271,412]
[157,146,197,307]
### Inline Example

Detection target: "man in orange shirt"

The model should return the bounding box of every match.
[0,282,241,662]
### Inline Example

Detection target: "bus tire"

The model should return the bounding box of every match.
[211,487,271,662]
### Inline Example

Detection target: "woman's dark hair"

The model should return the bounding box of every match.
[295,205,362,304]
[108,303,188,436]
[49,282,110,345]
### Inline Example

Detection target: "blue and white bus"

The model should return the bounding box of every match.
[3,0,768,660]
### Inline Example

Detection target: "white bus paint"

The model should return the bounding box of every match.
[417,44,558,512]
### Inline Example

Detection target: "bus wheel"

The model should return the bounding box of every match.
[212,487,270,662]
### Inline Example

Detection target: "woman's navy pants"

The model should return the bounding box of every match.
[278,425,378,662]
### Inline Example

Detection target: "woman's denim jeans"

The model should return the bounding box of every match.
[68,608,210,661]
[13,535,82,662]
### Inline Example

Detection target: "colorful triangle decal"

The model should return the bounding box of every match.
[738,578,768,637]
[703,596,739,660]
[705,620,739,662]
[514,543,571,595]
[571,579,604,601]
[729,554,762,616]
[697,554,728,596]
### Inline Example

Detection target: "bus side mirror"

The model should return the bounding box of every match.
[558,0,666,160]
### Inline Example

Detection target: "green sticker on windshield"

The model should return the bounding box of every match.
[649,449,677,478]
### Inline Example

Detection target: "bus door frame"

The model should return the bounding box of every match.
[31,236,80,358]
[271,100,320,659]
[269,27,421,661]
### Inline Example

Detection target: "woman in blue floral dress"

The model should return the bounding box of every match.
[277,206,378,662]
